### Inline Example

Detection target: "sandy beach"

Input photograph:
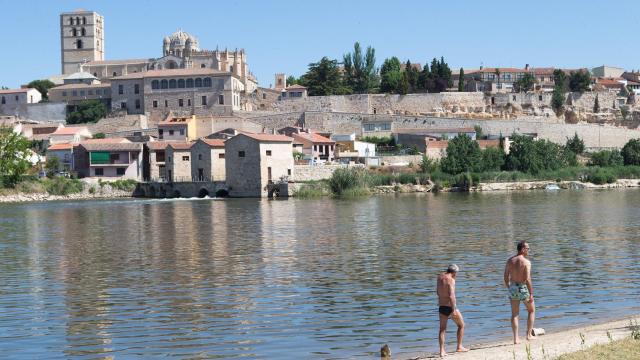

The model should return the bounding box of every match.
[396,315,640,360]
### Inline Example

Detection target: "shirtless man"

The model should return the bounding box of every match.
[504,241,535,344]
[436,264,469,357]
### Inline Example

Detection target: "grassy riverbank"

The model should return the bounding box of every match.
[293,165,640,198]
[557,337,640,360]
[0,177,137,202]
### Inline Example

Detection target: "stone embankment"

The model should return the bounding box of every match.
[0,183,134,204]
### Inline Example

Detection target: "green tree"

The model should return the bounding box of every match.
[418,63,431,92]
[569,70,591,92]
[593,94,600,113]
[66,100,107,124]
[403,60,419,93]
[45,156,60,177]
[299,57,350,96]
[458,68,465,92]
[506,134,575,173]
[621,138,640,165]
[474,125,484,139]
[480,146,506,172]
[286,75,298,86]
[342,42,378,94]
[551,85,565,112]
[565,133,585,155]
[419,154,437,173]
[494,68,501,90]
[441,134,482,174]
[0,127,32,187]
[379,57,402,93]
[588,150,624,167]
[27,79,56,101]
[553,69,568,91]
[398,72,409,95]
[515,73,535,92]
[93,133,106,139]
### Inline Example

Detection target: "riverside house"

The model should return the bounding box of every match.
[190,138,226,181]
[145,141,169,181]
[225,133,293,197]
[78,138,143,179]
[165,142,194,182]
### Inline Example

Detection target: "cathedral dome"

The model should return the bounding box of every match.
[163,36,170,44]
[167,30,199,51]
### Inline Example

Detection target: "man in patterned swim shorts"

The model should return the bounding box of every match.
[504,241,535,344]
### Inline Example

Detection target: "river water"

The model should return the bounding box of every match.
[0,191,639,359]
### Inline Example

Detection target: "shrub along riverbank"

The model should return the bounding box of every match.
[0,177,138,202]
[295,133,640,198]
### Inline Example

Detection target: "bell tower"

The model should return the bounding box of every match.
[60,9,104,74]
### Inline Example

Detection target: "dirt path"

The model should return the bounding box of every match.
[396,315,639,360]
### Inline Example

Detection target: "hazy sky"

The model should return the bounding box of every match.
[1,0,639,88]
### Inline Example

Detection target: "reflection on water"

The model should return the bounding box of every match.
[0,191,639,359]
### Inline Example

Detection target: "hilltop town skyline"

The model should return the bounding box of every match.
[1,0,640,88]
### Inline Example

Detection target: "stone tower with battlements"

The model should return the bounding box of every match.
[60,9,104,74]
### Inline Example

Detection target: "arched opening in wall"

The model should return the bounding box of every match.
[215,189,229,198]
[152,80,159,89]
[491,97,495,105]
[177,79,185,88]
[198,188,209,198]
[149,186,157,198]
[186,78,194,88]
[200,64,206,68]
[76,39,83,49]
[169,79,177,89]
[172,190,181,198]
[159,187,167,198]
[195,78,202,87]
[81,28,86,36]
[69,17,74,25]
[203,78,211,87]
[71,28,77,36]
[161,80,168,89]
[259,104,265,110]
[93,72,97,77]
[82,17,86,25]
[112,72,117,77]
[75,17,80,25]
[166,61,177,69]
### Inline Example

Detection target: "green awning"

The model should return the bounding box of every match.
[90,152,110,164]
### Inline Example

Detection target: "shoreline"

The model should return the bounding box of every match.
[396,315,640,360]
[0,190,134,203]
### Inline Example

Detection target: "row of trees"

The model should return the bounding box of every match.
[288,42,455,96]
[440,132,640,177]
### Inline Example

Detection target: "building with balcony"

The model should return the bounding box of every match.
[46,143,75,172]
[78,139,143,179]
[291,131,335,163]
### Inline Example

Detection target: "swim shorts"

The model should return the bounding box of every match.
[439,306,453,316]
[509,283,531,302]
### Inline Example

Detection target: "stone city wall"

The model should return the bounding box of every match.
[294,164,362,182]
[243,112,304,131]
[568,91,618,110]
[0,102,67,123]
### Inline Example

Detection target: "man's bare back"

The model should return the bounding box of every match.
[437,273,455,307]
[504,241,535,344]
[505,255,530,285]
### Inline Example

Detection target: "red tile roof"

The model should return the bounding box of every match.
[51,127,89,136]
[0,88,33,94]
[201,139,225,147]
[47,143,74,151]
[285,84,307,90]
[477,67,527,73]
[292,132,335,144]
[82,138,129,144]
[85,59,150,66]
[167,142,194,150]
[50,83,110,90]
[426,140,449,149]
[158,117,193,126]
[146,141,169,150]
[478,140,501,149]
[242,133,293,142]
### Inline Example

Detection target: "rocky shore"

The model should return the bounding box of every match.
[0,185,134,203]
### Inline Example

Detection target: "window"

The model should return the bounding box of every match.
[201,96,207,105]
[81,28,86,36]
[153,100,158,108]
[195,78,203,87]
[186,78,194,88]
[179,129,184,135]
[164,100,168,107]
[512,95,516,101]
[169,79,177,89]
[88,90,93,95]
[96,89,102,95]
[182,156,189,161]
[15,95,19,101]
[230,65,234,73]
[177,79,185,88]
[198,154,202,160]
[156,150,165,162]
[135,99,140,109]
[113,72,117,77]
[121,102,126,109]
[266,150,272,156]
[218,95,224,105]
[80,91,85,96]
[69,17,74,25]
[82,17,86,25]
[76,39,83,49]
[71,28,77,36]
[110,153,120,162]
[178,99,184,107]
[169,130,174,136]
[161,80,168,89]
[287,169,291,176]
[363,123,375,132]
[95,168,104,176]
[218,153,225,159]
[116,168,126,176]
[158,129,163,139]
[200,64,206,68]
[134,84,139,94]
[72,91,77,96]
[382,123,391,131]
[118,85,123,95]
[203,78,212,87]
[238,151,245,157]
[539,95,543,101]
[263,93,266,99]
[1,96,4,104]
[93,72,97,77]
[62,92,67,97]
[152,80,159,89]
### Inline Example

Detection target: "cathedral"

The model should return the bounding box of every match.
[61,10,258,93]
